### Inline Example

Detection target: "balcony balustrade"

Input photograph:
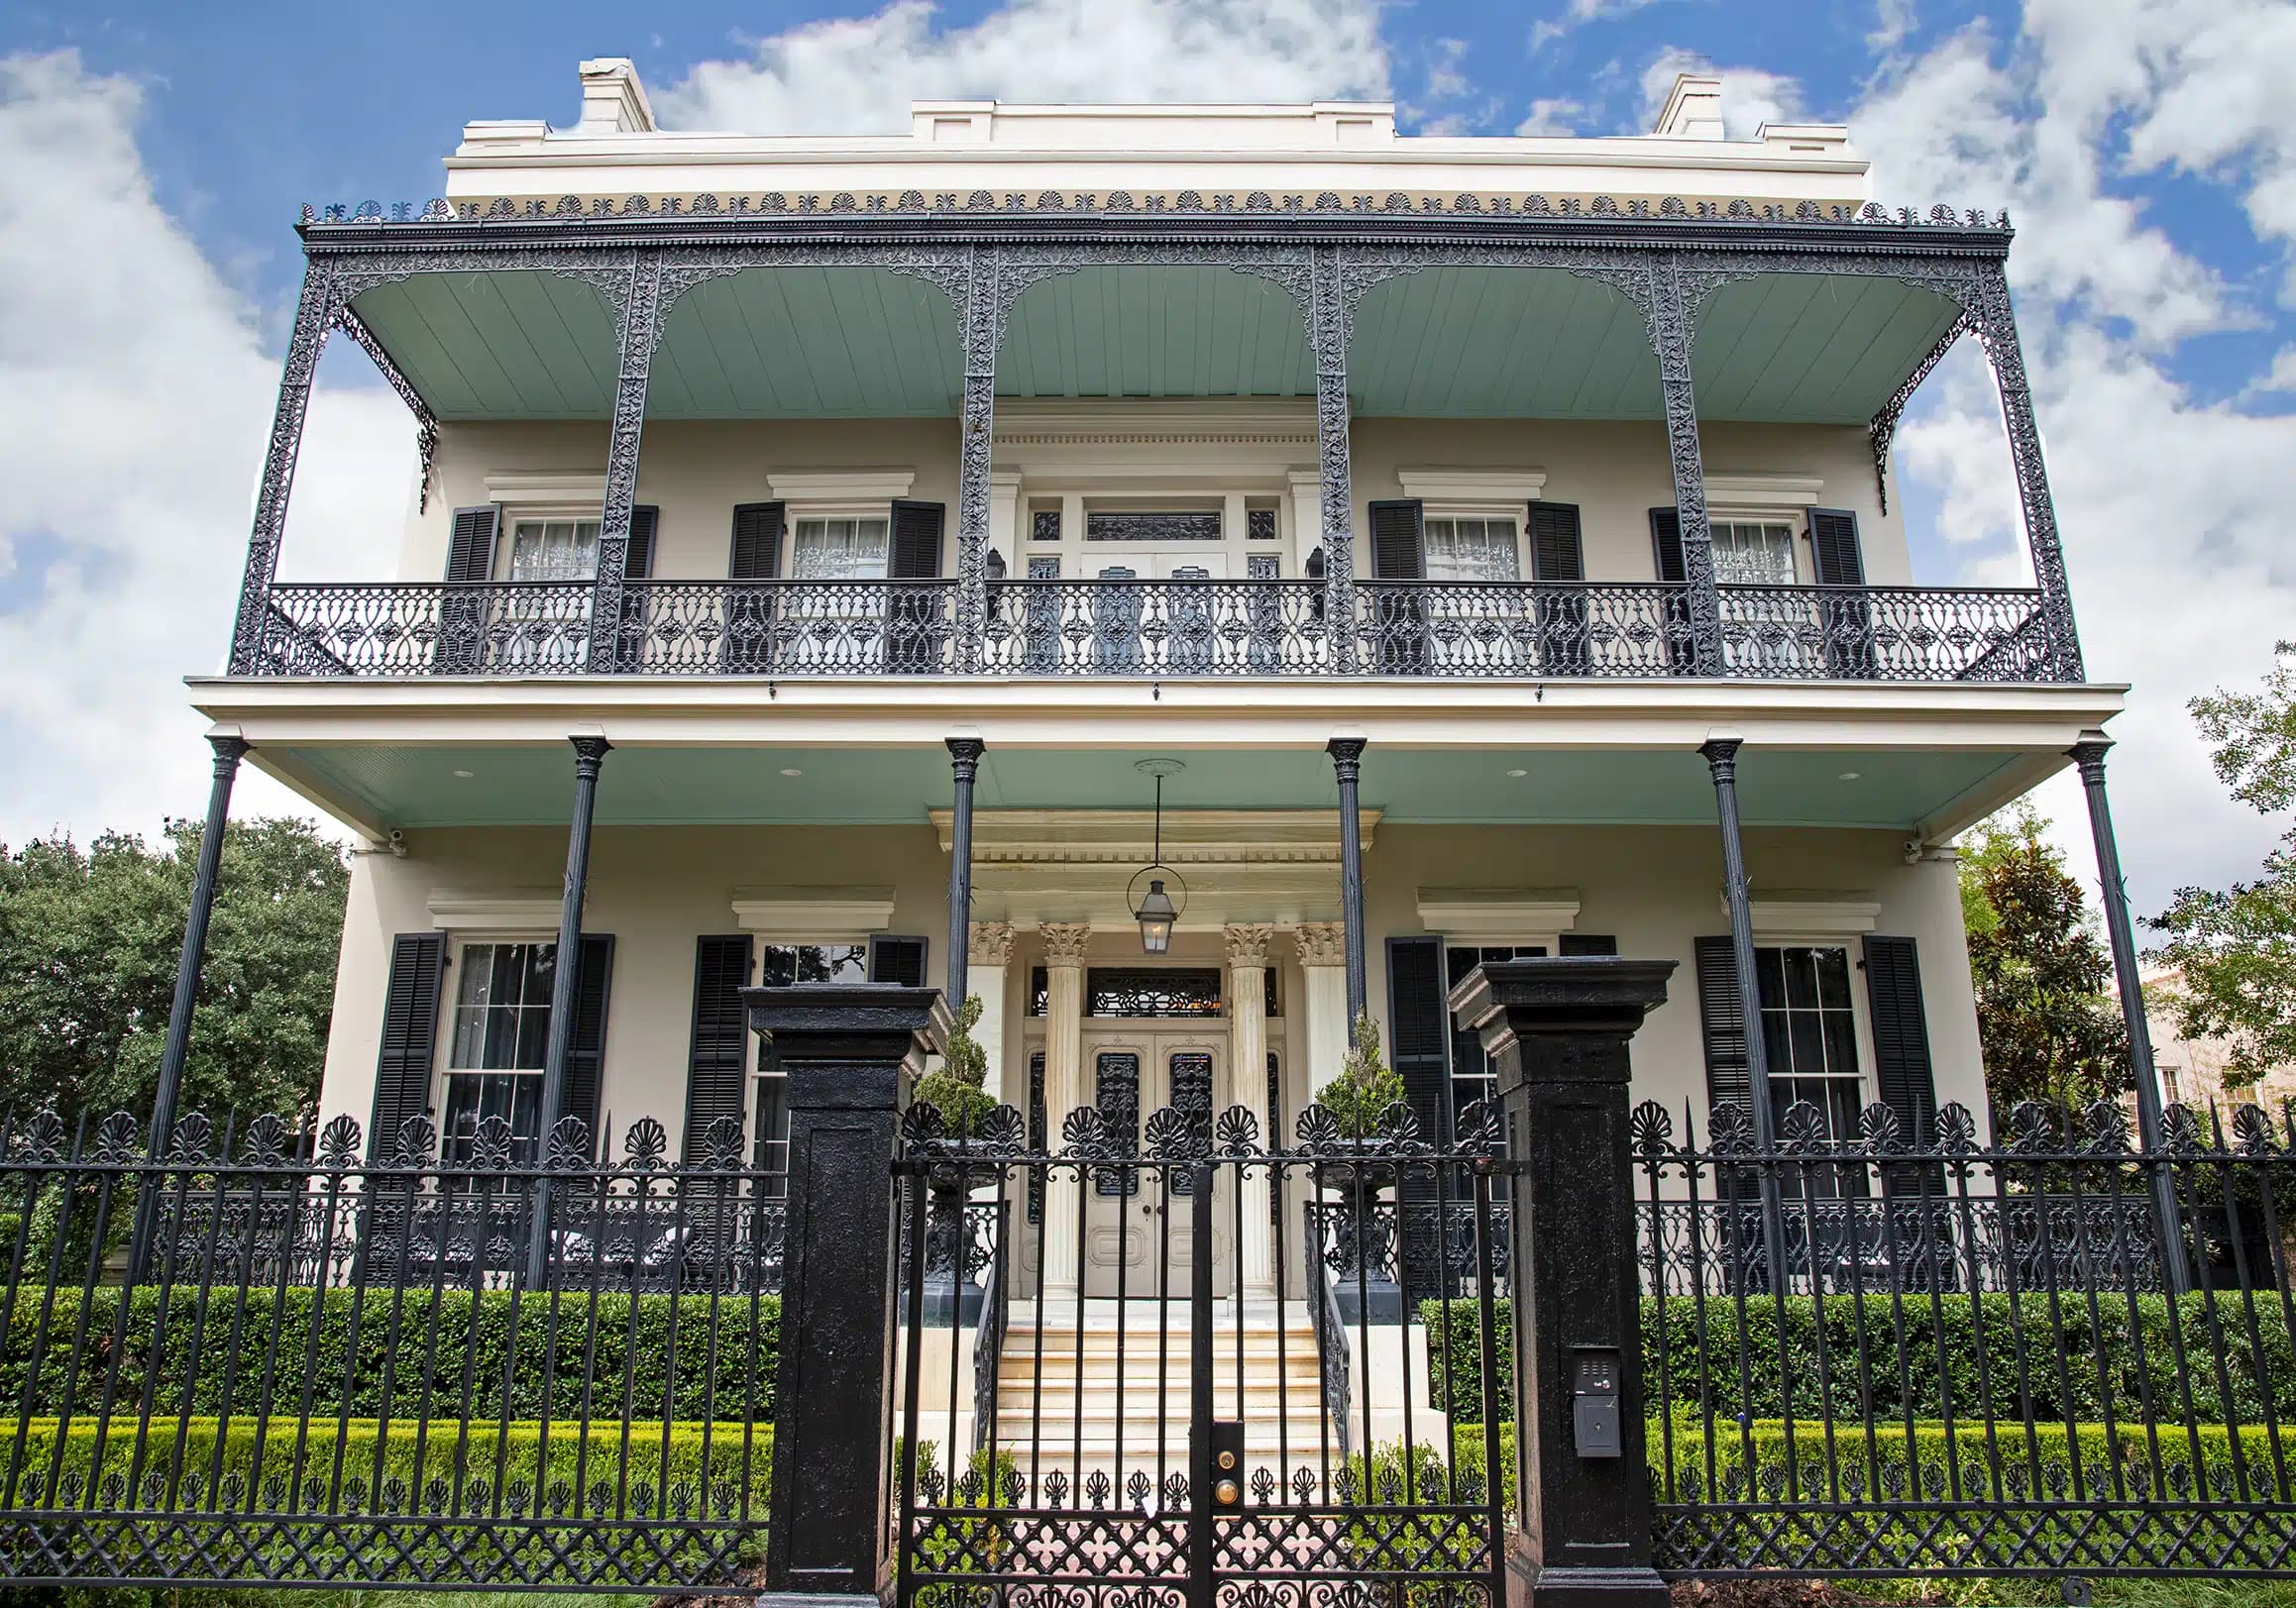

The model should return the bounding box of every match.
[246,576,2066,684]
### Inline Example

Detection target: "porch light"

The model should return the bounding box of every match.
[1129,758,1188,955]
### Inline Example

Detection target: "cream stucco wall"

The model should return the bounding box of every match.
[405,412,1908,589]
[318,817,1982,1157]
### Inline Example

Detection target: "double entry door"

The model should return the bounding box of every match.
[1077,1026,1231,1298]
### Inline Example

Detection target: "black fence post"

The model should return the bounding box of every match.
[745,981,950,1601]
[1451,956,1675,1608]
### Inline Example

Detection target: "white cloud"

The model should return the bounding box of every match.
[1516,97,1588,136]
[2252,345,2296,395]
[1531,0,1673,54]
[0,51,404,846]
[660,0,1389,133]
[1638,47,1804,139]
[1868,0,1916,54]
[1836,14,2296,913]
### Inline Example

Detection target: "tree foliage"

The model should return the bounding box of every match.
[1959,801,2129,1108]
[2151,640,2296,1088]
[0,818,348,1123]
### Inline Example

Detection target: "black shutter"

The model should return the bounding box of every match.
[683,935,754,1162]
[1527,501,1585,581]
[444,505,499,583]
[1693,936,1752,1116]
[1368,499,1425,580]
[1385,936,1451,1149]
[1649,507,1695,675]
[438,506,499,675]
[613,506,659,673]
[1367,500,1427,675]
[1807,508,1865,586]
[1529,500,1588,676]
[888,501,946,674]
[889,500,945,579]
[1864,935,1942,1190]
[561,934,614,1155]
[869,935,929,988]
[1560,933,1619,957]
[1808,508,1877,679]
[369,933,446,1158]
[726,503,784,674]
[729,503,784,579]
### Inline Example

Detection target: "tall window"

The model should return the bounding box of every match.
[507,519,601,582]
[1756,945,1863,1141]
[753,942,871,1179]
[1710,520,1796,586]
[1444,943,1547,1134]
[790,517,890,580]
[1423,517,1521,583]
[442,940,558,1162]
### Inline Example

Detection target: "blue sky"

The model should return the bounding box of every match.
[0,0,2291,919]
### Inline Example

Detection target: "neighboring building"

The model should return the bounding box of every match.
[2144,965,2296,1115]
[193,59,2122,1304]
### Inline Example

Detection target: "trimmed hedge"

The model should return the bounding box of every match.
[1424,1294,2296,1428]
[0,1287,779,1423]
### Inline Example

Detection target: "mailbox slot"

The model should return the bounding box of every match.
[1571,1347,1622,1458]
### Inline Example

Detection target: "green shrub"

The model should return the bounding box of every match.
[0,1286,779,1423]
[1423,1293,2296,1428]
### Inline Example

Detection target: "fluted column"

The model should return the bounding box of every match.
[1039,921,1092,1303]
[1226,923,1276,1299]
[968,921,1014,1104]
[1295,922,1350,1101]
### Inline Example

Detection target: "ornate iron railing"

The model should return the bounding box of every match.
[0,1105,782,1590]
[245,579,2068,684]
[1638,1094,2296,1580]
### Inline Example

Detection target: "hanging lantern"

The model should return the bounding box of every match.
[1128,759,1188,955]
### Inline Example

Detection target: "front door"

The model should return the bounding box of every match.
[1078,1027,1229,1297]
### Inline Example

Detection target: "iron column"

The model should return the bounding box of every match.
[1701,736,1787,1280]
[2070,736,2188,1292]
[1328,737,1368,1025]
[945,736,985,1013]
[526,734,609,1288]
[131,732,249,1281]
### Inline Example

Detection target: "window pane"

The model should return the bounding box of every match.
[1823,1012,1860,1077]
[1784,949,1818,1011]
[1788,1013,1826,1077]
[760,946,797,988]
[1754,947,1785,1011]
[1815,947,1851,1009]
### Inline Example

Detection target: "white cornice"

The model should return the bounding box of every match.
[766,468,917,501]
[1704,472,1825,510]
[1395,467,1550,504]
[483,472,608,506]
[428,891,564,931]
[730,886,897,936]
[1416,887,1581,935]
[1740,891,1884,935]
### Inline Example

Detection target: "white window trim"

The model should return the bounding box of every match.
[765,469,916,502]
[782,504,896,579]
[498,507,607,584]
[1421,505,1530,583]
[429,892,565,931]
[1418,888,1580,936]
[731,886,897,938]
[1744,932,1878,1108]
[484,473,607,507]
[1394,467,1548,503]
[1708,507,1807,586]
[433,930,562,1124]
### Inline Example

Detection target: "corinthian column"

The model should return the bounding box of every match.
[1226,923,1277,1300]
[967,921,1014,1104]
[1294,922,1350,1102]
[1039,921,1092,1304]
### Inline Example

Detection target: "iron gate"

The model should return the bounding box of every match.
[893,1094,1511,1608]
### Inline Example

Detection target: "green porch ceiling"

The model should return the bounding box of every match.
[347,263,1966,426]
[271,741,2029,835]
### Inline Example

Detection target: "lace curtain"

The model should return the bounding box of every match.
[1423,517,1521,583]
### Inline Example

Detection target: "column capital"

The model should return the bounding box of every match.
[1326,735,1368,779]
[968,920,1015,967]
[1223,922,1275,970]
[2068,735,2112,784]
[569,733,613,775]
[946,734,987,773]
[1294,921,1348,968]
[1039,921,1092,969]
[1698,734,1742,779]
[207,733,251,773]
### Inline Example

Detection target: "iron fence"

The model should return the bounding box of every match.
[246,578,2063,684]
[0,1105,783,1590]
[1636,1095,2296,1579]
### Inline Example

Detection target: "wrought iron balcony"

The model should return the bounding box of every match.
[245,577,2068,683]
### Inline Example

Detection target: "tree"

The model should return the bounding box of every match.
[0,817,348,1123]
[1960,801,2129,1108]
[2150,640,2296,1089]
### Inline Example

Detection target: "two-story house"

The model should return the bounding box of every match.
[179,61,2133,1334]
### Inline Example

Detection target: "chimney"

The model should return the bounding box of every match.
[576,57,657,135]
